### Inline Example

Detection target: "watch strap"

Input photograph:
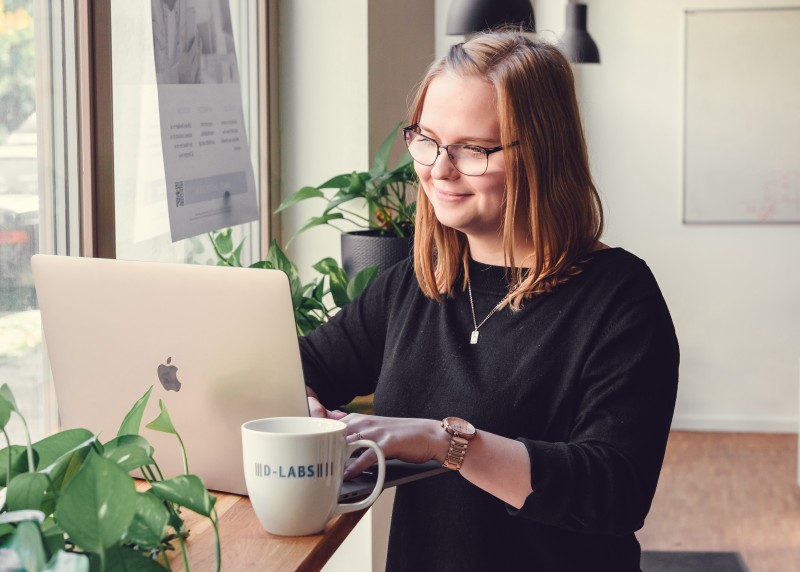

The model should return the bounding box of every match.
[441,417,476,471]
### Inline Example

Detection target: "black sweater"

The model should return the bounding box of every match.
[300,248,679,571]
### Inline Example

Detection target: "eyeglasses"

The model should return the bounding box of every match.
[402,124,517,176]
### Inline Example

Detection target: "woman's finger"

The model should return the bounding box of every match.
[343,447,378,480]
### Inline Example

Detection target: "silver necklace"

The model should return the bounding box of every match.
[466,280,519,345]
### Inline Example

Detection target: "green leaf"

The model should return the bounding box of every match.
[144,400,177,436]
[293,213,345,237]
[0,394,13,431]
[248,260,275,270]
[123,491,169,550]
[44,550,89,572]
[102,435,155,472]
[0,445,33,486]
[212,228,233,256]
[312,257,344,276]
[275,186,325,212]
[149,474,216,517]
[3,520,46,572]
[92,544,165,572]
[54,454,137,555]
[314,258,351,308]
[40,519,65,561]
[116,386,153,437]
[317,173,355,189]
[346,265,379,300]
[39,435,97,492]
[348,171,367,195]
[371,122,401,174]
[7,472,49,511]
[33,429,94,470]
[264,241,305,309]
[0,384,19,412]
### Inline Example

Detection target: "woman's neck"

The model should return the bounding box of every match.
[467,235,535,268]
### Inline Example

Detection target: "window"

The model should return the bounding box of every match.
[0,0,273,442]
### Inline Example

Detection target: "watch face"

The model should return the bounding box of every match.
[447,417,475,435]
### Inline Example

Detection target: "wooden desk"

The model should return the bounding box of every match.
[166,491,367,571]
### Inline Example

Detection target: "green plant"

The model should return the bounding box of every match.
[276,124,418,239]
[209,230,377,335]
[0,384,220,571]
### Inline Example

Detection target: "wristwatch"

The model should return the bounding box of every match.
[441,417,477,471]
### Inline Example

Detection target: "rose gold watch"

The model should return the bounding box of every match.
[441,417,477,471]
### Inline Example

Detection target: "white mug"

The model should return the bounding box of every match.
[241,416,386,536]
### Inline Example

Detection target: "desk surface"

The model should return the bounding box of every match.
[167,491,367,571]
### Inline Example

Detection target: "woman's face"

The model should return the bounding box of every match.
[415,73,508,245]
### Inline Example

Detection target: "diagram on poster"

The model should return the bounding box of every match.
[151,0,258,241]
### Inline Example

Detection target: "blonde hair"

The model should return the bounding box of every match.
[411,31,604,308]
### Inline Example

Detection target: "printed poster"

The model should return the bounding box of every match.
[151,0,258,242]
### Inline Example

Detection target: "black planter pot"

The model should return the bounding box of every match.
[341,230,414,279]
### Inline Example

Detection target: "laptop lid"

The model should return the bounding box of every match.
[32,254,444,499]
[32,254,309,495]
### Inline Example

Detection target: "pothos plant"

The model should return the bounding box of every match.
[276,124,417,241]
[0,384,219,572]
[209,229,377,336]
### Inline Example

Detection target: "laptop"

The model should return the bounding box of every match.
[32,254,443,500]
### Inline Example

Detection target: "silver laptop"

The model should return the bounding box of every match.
[32,254,443,498]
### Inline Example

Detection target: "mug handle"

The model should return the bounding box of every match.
[333,439,386,515]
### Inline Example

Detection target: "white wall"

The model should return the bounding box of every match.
[436,0,800,432]
[279,1,434,280]
[278,3,434,570]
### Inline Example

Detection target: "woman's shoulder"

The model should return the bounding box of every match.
[582,246,648,273]
[574,246,661,294]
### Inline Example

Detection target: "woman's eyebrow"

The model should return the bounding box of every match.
[416,123,499,145]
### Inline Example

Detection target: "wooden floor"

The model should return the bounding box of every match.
[638,431,800,572]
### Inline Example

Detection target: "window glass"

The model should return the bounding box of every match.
[111,0,260,265]
[0,0,60,441]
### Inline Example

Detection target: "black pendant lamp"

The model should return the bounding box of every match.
[560,2,600,64]
[446,0,535,35]
[446,0,600,65]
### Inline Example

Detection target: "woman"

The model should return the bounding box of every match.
[301,31,679,571]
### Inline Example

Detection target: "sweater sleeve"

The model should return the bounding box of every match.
[299,260,407,409]
[510,261,680,535]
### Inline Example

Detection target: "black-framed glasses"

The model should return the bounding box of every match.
[402,124,518,176]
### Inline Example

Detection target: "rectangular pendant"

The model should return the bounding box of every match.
[470,330,479,345]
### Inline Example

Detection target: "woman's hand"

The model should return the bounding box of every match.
[341,413,449,479]
[306,387,346,420]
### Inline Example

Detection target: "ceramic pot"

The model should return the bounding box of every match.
[340,230,413,279]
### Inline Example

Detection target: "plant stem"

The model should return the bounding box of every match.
[211,507,221,572]
[336,206,372,224]
[2,429,11,483]
[14,411,34,472]
[177,533,190,572]
[175,431,189,475]
[207,232,233,266]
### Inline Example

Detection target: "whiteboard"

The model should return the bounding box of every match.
[683,8,800,223]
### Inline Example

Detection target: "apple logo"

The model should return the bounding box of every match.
[157,357,182,392]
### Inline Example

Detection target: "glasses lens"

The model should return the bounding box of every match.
[449,145,488,176]
[405,131,438,166]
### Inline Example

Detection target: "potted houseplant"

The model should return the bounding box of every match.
[276,124,418,278]
[0,384,220,571]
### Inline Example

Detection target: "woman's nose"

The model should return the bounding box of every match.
[430,147,459,179]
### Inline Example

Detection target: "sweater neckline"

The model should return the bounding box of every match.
[466,247,621,295]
